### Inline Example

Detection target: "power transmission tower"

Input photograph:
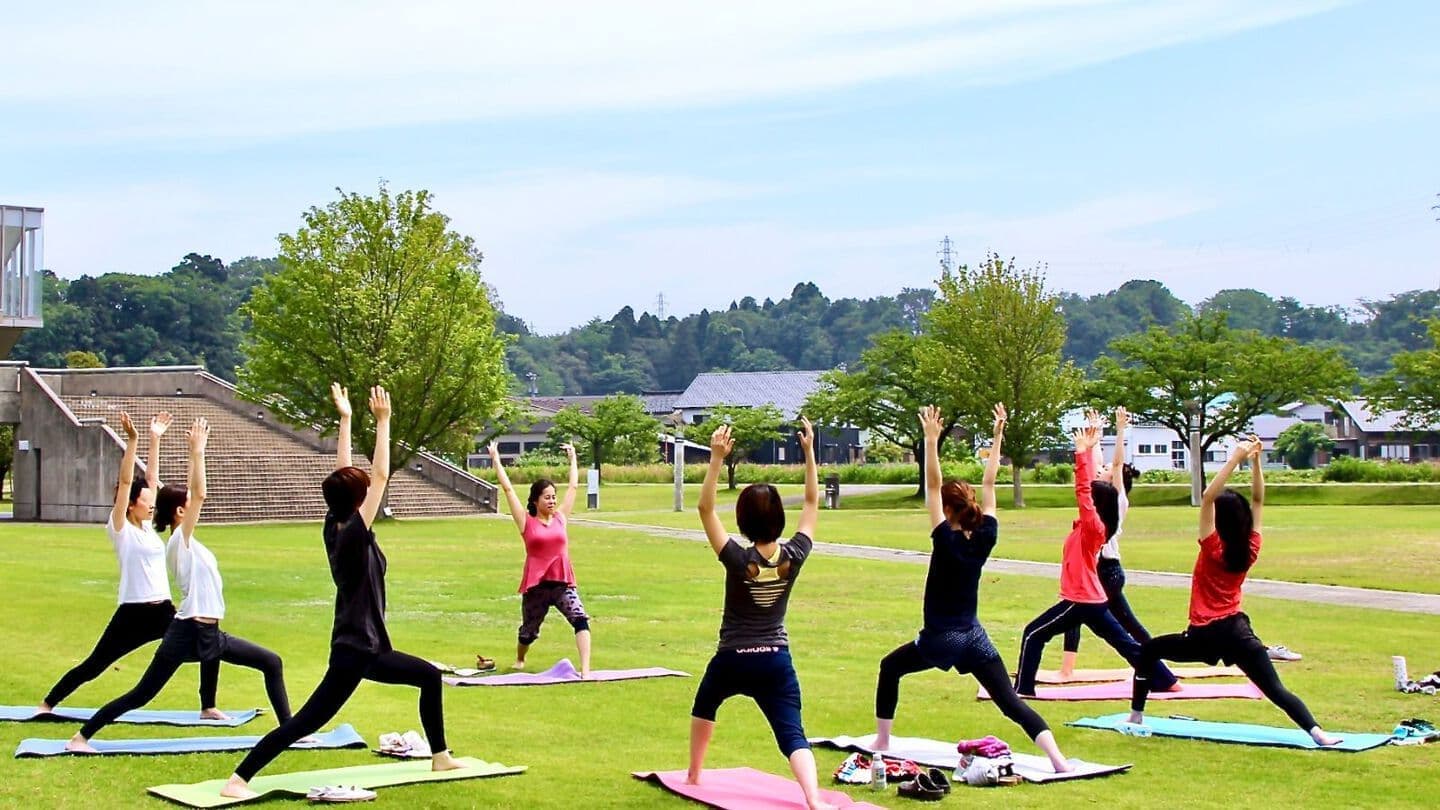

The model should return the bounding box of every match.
[937,235,955,273]
[656,292,667,319]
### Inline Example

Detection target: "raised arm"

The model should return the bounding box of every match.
[110,412,140,532]
[357,386,390,529]
[1248,434,1264,534]
[558,443,580,519]
[488,442,528,533]
[1108,406,1129,485]
[331,382,352,470]
[1199,437,1255,539]
[146,412,172,489]
[920,406,945,528]
[795,416,819,539]
[1073,424,1101,538]
[177,418,209,544]
[982,403,1006,517]
[698,425,734,556]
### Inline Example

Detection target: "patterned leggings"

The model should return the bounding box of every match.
[518,581,590,645]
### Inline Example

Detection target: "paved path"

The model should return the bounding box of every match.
[573,518,1440,616]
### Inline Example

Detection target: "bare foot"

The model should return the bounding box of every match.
[1127,711,1144,725]
[200,708,232,721]
[64,734,97,754]
[1312,730,1344,747]
[220,775,258,800]
[873,736,890,752]
[1057,670,1075,682]
[512,661,526,671]
[1053,758,1075,774]
[432,750,464,771]
[34,702,53,716]
[580,670,591,679]
[808,801,839,810]
[684,772,702,786]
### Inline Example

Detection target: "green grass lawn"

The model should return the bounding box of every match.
[577,485,1440,594]
[0,515,1438,808]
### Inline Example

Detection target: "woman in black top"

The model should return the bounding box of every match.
[872,405,1071,773]
[221,385,460,799]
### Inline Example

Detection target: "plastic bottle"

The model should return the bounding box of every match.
[871,753,886,791]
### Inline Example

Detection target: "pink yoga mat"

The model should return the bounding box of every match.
[633,767,884,810]
[445,658,688,687]
[979,681,1263,701]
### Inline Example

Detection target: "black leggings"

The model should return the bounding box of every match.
[80,628,290,739]
[234,646,445,782]
[1015,600,1176,695]
[1133,614,1318,731]
[45,601,220,710]
[1063,559,1150,653]
[875,642,1049,740]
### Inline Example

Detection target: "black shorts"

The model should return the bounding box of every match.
[1177,612,1266,666]
[156,618,231,663]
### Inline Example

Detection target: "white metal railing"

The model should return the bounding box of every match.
[1,205,43,322]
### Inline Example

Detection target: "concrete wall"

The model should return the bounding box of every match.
[12,367,138,523]
[0,361,24,422]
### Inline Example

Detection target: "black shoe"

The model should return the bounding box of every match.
[926,768,951,794]
[897,773,946,801]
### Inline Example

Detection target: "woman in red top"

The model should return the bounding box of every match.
[489,442,593,678]
[1013,423,1177,696]
[1127,437,1341,746]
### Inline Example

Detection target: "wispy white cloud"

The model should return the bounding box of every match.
[5,0,1346,142]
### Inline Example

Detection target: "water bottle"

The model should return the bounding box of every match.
[871,753,886,791]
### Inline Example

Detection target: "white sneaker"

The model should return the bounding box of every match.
[305,785,377,803]
[1267,645,1302,662]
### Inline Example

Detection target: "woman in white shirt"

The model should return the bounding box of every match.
[36,412,222,718]
[67,418,295,751]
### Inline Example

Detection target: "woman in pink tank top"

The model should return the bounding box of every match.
[488,442,593,677]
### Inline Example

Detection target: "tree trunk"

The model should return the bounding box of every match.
[1011,465,1025,508]
[727,459,737,490]
[912,442,926,498]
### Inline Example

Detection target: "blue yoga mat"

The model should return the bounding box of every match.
[15,723,366,758]
[0,706,260,727]
[1068,713,1395,751]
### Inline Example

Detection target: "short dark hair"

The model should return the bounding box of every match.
[940,480,982,532]
[1092,480,1120,540]
[735,483,785,543]
[527,479,556,516]
[1214,490,1255,573]
[323,466,370,517]
[154,484,188,533]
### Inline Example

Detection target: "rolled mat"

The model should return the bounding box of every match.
[810,734,1130,783]
[446,658,688,686]
[0,706,260,727]
[1067,713,1396,751]
[15,723,365,758]
[633,767,885,809]
[981,681,1263,701]
[1035,666,1244,684]
[147,757,526,807]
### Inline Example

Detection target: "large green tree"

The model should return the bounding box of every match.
[804,329,960,496]
[1090,312,1358,479]
[547,394,659,476]
[1367,318,1440,428]
[923,254,1083,506]
[239,185,512,470]
[705,403,787,489]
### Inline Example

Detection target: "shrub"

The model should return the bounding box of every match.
[1032,462,1075,484]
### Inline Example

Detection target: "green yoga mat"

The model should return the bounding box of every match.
[147,757,526,807]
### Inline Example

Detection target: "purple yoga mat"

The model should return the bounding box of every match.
[633,767,883,810]
[444,658,689,687]
[979,680,1264,701]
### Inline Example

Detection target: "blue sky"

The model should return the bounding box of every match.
[6,0,1437,333]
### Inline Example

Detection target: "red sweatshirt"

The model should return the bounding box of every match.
[1058,450,1107,603]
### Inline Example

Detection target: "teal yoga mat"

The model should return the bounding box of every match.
[15,723,364,758]
[1067,713,1396,751]
[0,706,259,727]
[148,757,526,807]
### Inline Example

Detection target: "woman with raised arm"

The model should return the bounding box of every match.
[687,417,834,810]
[36,412,222,719]
[873,405,1072,771]
[1127,437,1341,745]
[66,418,296,751]
[1059,407,1150,680]
[1013,421,1178,697]
[221,385,461,800]
[487,440,593,677]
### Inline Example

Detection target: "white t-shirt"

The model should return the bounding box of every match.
[167,528,225,620]
[1099,484,1128,561]
[108,520,170,605]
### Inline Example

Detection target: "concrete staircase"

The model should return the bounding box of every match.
[61,394,484,522]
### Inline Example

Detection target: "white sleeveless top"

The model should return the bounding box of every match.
[167,528,226,620]
[108,520,170,605]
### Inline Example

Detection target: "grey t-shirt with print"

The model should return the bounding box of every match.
[715,532,813,651]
